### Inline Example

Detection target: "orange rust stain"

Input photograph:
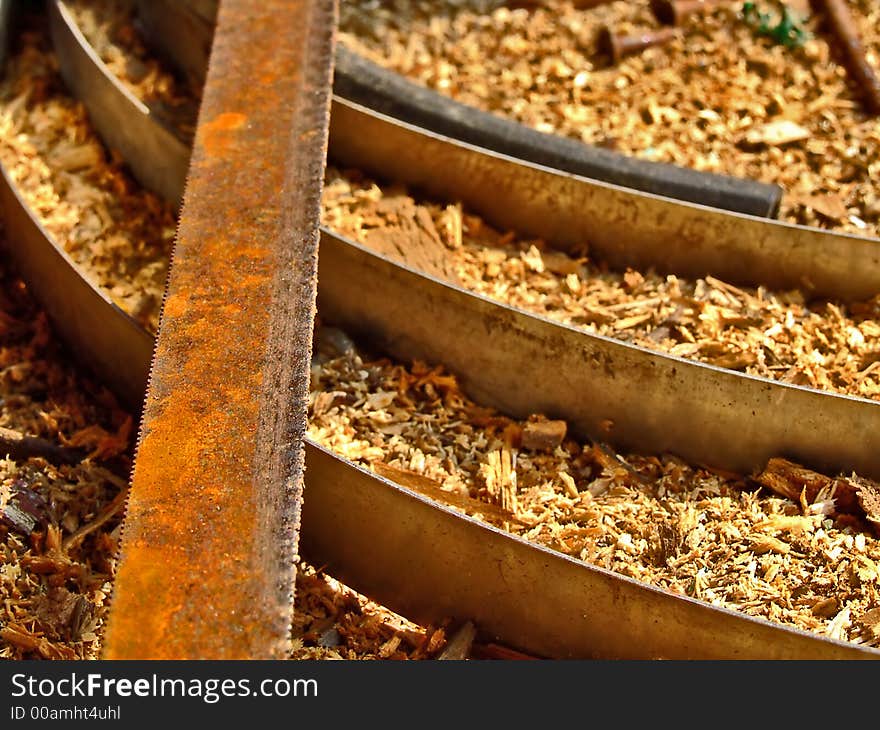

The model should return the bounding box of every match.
[104,546,184,658]
[160,291,190,321]
[201,112,248,157]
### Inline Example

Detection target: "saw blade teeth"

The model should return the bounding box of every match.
[102,0,337,659]
[6,0,880,662]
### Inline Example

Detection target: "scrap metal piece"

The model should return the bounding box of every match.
[317,230,880,481]
[49,0,190,206]
[102,0,336,659]
[328,99,880,303]
[597,25,680,64]
[811,0,880,116]
[301,441,879,659]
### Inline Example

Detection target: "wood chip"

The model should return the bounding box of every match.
[438,621,476,660]
[743,119,811,147]
[521,419,567,451]
[754,458,862,515]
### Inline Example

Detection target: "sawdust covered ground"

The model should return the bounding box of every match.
[308,329,880,649]
[340,0,880,238]
[0,242,451,660]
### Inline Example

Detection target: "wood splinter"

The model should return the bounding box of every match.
[597,26,680,65]
[810,0,880,116]
[0,426,85,465]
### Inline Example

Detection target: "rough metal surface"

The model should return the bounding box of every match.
[102,0,336,659]
[328,99,880,303]
[317,229,880,482]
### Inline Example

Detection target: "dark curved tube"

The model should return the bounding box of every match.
[0,0,11,65]
[132,0,783,218]
[334,47,781,218]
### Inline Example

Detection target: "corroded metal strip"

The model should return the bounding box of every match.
[102,0,336,659]
[50,3,880,304]
[301,441,878,659]
[317,230,880,481]
[49,0,189,206]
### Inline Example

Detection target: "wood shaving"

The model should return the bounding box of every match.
[0,246,450,660]
[64,0,880,238]
[6,1,879,659]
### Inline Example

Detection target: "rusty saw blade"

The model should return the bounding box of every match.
[102,0,337,659]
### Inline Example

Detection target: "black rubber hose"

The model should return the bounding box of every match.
[130,0,783,219]
[334,46,783,218]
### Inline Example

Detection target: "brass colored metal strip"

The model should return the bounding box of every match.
[49,0,190,206]
[317,229,880,481]
[301,441,879,659]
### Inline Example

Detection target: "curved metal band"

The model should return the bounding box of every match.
[329,99,880,303]
[131,0,782,216]
[2,153,879,656]
[0,166,153,410]
[49,0,190,206]
[50,0,880,304]
[301,440,877,660]
[317,229,880,480]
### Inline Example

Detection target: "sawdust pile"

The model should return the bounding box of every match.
[291,564,448,659]
[66,0,198,141]
[339,0,880,238]
[0,259,132,660]
[308,334,880,648]
[322,167,880,401]
[0,30,175,333]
